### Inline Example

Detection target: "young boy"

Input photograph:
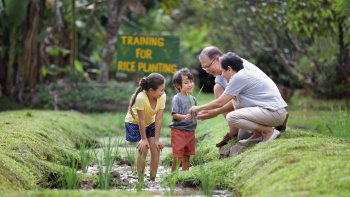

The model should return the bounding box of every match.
[169,68,197,172]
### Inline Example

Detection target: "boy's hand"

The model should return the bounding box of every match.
[137,139,149,153]
[184,113,192,120]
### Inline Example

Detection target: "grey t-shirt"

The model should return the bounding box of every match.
[215,58,266,89]
[169,93,197,132]
[224,69,287,111]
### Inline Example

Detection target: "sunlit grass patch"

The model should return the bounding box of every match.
[288,110,350,138]
[242,140,350,196]
[0,110,107,189]
[288,90,348,111]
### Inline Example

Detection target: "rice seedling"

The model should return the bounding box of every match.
[124,142,138,174]
[198,162,217,196]
[78,140,93,173]
[196,146,217,196]
[187,84,204,106]
[160,161,181,196]
[62,159,81,189]
[94,135,120,189]
[135,149,146,192]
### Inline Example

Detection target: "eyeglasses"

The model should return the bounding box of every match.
[202,58,216,71]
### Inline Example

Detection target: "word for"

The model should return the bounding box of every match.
[136,48,152,59]
[120,36,164,47]
[118,61,177,74]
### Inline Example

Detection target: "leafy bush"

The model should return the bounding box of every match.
[33,81,137,112]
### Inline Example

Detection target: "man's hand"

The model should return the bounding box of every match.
[189,106,200,115]
[137,139,149,153]
[196,110,218,120]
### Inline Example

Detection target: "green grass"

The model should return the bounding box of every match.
[176,130,350,196]
[173,92,350,196]
[0,110,107,189]
[237,137,350,196]
[288,110,349,138]
[61,160,80,189]
[0,190,152,197]
[0,91,349,196]
[287,90,348,111]
[95,135,120,189]
[287,90,349,138]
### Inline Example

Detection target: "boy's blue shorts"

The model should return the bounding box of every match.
[125,122,155,142]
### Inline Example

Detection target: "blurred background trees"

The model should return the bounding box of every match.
[0,0,349,110]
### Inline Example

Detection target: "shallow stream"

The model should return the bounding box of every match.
[78,137,234,196]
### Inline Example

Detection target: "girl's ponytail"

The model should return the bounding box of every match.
[128,77,147,119]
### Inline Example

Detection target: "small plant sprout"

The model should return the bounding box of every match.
[187,84,204,106]
[136,149,146,191]
[62,159,81,189]
[160,161,181,196]
[125,142,138,174]
[79,139,93,173]
[93,135,119,189]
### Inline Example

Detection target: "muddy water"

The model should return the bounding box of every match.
[82,163,233,196]
[83,137,234,196]
[116,165,233,196]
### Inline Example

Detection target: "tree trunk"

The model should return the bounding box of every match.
[70,0,77,68]
[2,0,30,97]
[99,0,128,83]
[18,0,43,104]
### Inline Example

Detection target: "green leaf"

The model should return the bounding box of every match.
[4,0,29,29]
[196,84,204,100]
[92,51,102,63]
[46,46,70,57]
[74,60,84,73]
[41,67,47,77]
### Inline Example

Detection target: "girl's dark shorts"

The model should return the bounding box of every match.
[125,122,155,142]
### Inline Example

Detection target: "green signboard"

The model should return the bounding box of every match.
[116,35,180,75]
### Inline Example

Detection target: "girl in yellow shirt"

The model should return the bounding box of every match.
[125,73,166,181]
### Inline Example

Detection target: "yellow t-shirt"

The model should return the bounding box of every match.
[125,91,166,126]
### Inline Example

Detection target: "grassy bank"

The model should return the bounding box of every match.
[179,130,350,196]
[0,110,109,190]
[175,92,350,196]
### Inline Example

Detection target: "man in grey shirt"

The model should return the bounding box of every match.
[191,52,288,144]
[198,46,288,147]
